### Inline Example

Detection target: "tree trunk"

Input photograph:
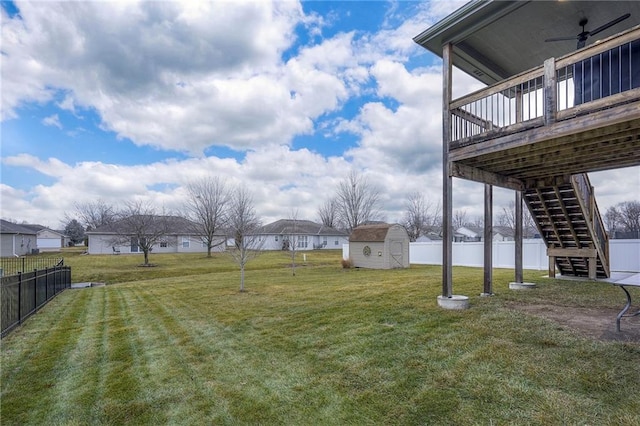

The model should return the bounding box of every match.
[207,245,212,258]
[143,249,149,265]
[240,265,245,292]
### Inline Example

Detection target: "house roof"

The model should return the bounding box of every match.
[21,224,67,237]
[350,224,397,242]
[257,219,347,236]
[86,215,209,236]
[0,219,38,235]
[414,1,640,85]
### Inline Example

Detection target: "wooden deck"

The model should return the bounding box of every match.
[447,27,640,190]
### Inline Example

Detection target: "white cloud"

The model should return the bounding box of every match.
[2,0,638,231]
[2,1,359,155]
[42,114,62,129]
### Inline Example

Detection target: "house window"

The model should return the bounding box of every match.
[160,241,168,248]
[275,235,279,241]
[335,238,339,245]
[182,237,190,248]
[298,235,308,248]
[323,236,327,246]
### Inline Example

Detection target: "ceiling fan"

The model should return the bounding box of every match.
[545,13,631,49]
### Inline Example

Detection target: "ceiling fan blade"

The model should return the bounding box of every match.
[545,36,578,42]
[588,13,631,37]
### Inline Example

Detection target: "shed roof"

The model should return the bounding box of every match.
[349,224,396,242]
[414,1,640,85]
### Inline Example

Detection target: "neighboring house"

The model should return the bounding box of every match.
[0,219,38,256]
[21,224,66,252]
[255,219,348,251]
[349,223,410,269]
[455,226,515,242]
[85,215,225,255]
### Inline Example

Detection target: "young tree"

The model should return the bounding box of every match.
[64,219,85,245]
[111,201,171,266]
[184,176,231,257]
[334,170,381,232]
[285,210,300,276]
[226,186,263,291]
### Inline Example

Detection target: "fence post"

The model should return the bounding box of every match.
[18,271,22,325]
[34,269,38,309]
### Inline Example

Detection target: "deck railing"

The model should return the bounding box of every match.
[572,173,610,275]
[450,26,640,146]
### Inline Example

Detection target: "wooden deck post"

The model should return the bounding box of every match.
[544,57,557,126]
[515,191,523,283]
[483,184,493,295]
[442,43,453,298]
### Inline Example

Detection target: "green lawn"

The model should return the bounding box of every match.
[2,250,639,425]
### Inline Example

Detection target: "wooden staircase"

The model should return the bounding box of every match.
[524,173,610,279]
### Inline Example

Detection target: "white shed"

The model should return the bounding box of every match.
[349,224,410,269]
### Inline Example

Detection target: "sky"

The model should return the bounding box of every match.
[1,0,638,230]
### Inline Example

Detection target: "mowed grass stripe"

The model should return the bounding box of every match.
[48,287,108,423]
[92,286,156,424]
[2,251,639,424]
[0,289,93,424]
[124,282,235,423]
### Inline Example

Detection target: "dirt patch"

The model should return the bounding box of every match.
[508,303,640,343]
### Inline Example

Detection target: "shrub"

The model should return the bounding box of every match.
[341,258,352,269]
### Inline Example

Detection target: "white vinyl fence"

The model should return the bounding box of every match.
[343,239,640,273]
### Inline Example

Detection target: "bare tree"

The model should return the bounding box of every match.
[335,170,381,232]
[452,209,469,230]
[226,186,264,292]
[318,197,339,228]
[111,201,172,266]
[606,200,640,234]
[617,200,640,232]
[70,199,115,231]
[605,206,620,234]
[184,176,231,257]
[497,200,536,237]
[402,191,437,241]
[286,210,300,276]
[470,216,484,228]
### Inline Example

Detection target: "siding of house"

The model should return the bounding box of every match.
[37,229,64,251]
[257,219,349,251]
[87,234,223,254]
[0,234,37,256]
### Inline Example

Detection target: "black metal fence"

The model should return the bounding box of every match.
[0,257,64,277]
[1,265,72,338]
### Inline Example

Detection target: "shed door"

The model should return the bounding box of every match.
[390,241,403,267]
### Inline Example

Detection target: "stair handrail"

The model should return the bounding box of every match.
[571,174,610,276]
